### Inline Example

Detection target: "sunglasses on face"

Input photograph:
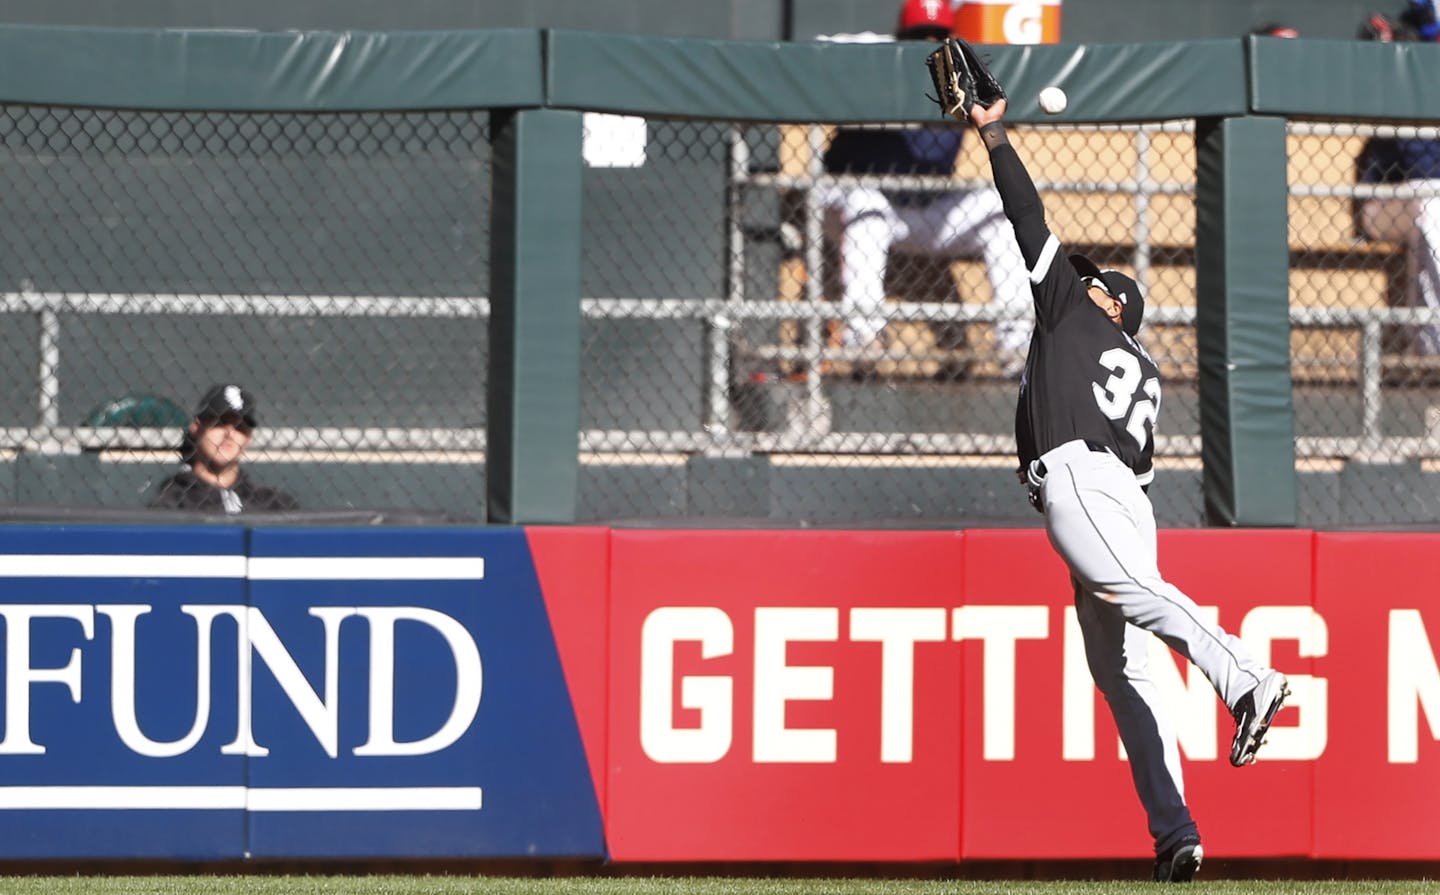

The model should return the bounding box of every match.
[1082,276,1112,297]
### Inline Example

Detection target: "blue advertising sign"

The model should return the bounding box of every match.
[0,525,604,860]
[245,526,603,858]
[0,525,248,859]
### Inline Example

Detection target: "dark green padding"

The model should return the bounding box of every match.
[1249,36,1440,121]
[544,31,1247,123]
[1195,115,1297,526]
[487,109,583,524]
[0,26,543,110]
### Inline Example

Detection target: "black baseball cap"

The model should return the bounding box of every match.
[1071,254,1145,337]
[193,383,258,427]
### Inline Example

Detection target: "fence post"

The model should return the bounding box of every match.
[1194,114,1297,526]
[487,108,583,524]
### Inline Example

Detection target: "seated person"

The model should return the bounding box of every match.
[819,0,1029,374]
[150,384,298,513]
[1354,7,1440,353]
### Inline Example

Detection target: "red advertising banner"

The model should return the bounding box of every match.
[959,528,1137,859]
[1153,529,1318,860]
[605,529,966,861]
[957,529,1315,859]
[602,527,1339,862]
[1313,533,1440,859]
[527,527,613,811]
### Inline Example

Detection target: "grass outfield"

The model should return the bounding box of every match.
[0,879,1433,895]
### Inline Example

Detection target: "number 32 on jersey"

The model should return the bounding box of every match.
[1091,347,1160,450]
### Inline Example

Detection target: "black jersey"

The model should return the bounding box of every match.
[150,467,299,514]
[1014,241,1160,481]
[987,139,1159,483]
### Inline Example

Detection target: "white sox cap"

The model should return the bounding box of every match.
[193,383,259,427]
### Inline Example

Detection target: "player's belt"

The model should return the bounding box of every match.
[1030,438,1111,484]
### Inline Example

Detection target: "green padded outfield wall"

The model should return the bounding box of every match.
[488,109,585,525]
[1194,115,1296,527]
[0,0,1381,42]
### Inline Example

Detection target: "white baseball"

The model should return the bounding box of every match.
[1038,86,1068,115]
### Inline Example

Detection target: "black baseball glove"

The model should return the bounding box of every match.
[925,37,1006,122]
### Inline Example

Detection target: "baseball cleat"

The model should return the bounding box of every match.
[1152,837,1203,883]
[1230,670,1291,767]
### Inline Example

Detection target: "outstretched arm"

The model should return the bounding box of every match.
[967,99,1050,269]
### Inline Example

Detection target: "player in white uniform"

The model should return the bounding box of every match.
[964,96,1291,882]
[819,0,1030,371]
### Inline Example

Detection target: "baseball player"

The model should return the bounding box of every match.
[963,96,1291,881]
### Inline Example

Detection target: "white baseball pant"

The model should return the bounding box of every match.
[1031,438,1270,846]
[821,184,1030,352]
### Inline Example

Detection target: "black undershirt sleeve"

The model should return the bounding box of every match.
[979,124,1051,270]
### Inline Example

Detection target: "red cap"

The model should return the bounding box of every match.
[897,0,953,36]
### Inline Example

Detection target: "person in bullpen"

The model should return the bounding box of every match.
[150,383,298,514]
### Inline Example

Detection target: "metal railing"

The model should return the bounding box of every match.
[14,299,1440,463]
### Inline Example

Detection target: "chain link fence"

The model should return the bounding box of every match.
[7,99,1437,527]
[1288,121,1440,525]
[0,105,491,518]
[578,115,1205,525]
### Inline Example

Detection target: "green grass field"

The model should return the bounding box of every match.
[0,878,1433,895]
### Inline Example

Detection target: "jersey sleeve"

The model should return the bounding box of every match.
[988,141,1085,329]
